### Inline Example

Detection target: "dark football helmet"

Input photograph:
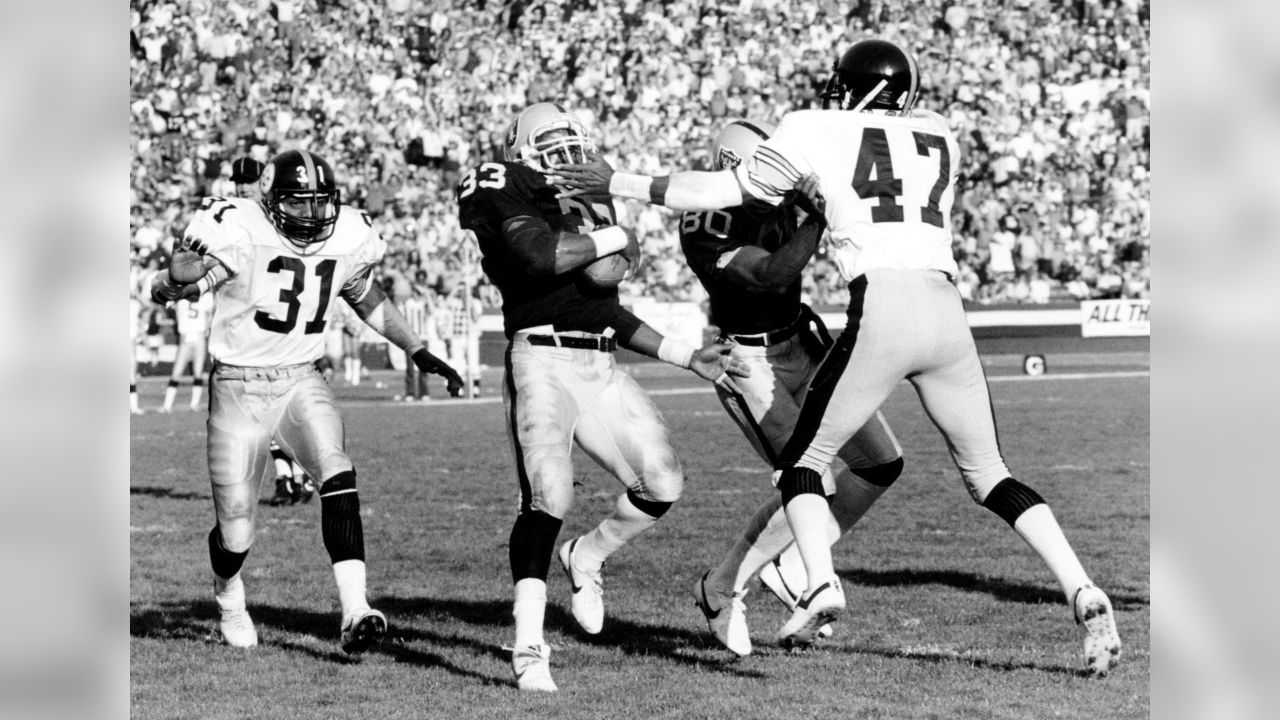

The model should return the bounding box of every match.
[710,119,776,171]
[260,149,340,246]
[503,102,596,172]
[820,39,920,113]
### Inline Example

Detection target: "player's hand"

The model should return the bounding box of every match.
[689,342,750,394]
[170,236,211,284]
[412,348,466,397]
[793,173,827,219]
[545,153,614,199]
[620,225,641,264]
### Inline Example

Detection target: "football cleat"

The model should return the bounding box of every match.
[511,643,557,692]
[758,558,833,638]
[269,476,296,506]
[777,576,845,648]
[214,574,257,648]
[1073,584,1122,677]
[294,476,316,504]
[692,572,752,657]
[558,538,604,634]
[219,607,259,648]
[340,608,388,655]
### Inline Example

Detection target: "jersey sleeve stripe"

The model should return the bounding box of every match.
[755,147,803,181]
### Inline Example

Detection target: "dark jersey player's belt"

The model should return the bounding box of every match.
[722,321,801,347]
[526,334,617,352]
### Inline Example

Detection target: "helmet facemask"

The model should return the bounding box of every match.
[265,188,340,246]
[524,123,595,172]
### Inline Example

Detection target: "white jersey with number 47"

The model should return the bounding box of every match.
[185,196,386,367]
[735,108,960,282]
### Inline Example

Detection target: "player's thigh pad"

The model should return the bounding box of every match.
[207,371,274,524]
[575,364,682,503]
[783,273,918,476]
[504,344,581,517]
[906,293,1011,501]
[274,370,352,482]
[715,341,801,466]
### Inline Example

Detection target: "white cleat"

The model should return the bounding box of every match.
[340,608,388,655]
[692,572,752,657]
[777,576,845,648]
[511,643,558,692]
[1074,584,1122,677]
[214,574,257,648]
[759,558,833,639]
[558,538,604,634]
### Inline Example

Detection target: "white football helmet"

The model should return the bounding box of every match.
[503,102,596,172]
[710,119,776,170]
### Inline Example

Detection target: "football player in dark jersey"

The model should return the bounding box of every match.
[681,120,904,657]
[456,102,749,692]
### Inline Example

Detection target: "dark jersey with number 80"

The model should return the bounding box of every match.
[457,161,641,339]
[680,204,802,335]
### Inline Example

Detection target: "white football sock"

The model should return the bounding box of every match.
[189,386,203,410]
[513,578,548,648]
[573,493,660,571]
[783,493,836,592]
[332,559,369,618]
[1013,504,1092,602]
[162,385,177,411]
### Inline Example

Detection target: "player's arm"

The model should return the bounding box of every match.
[547,155,746,212]
[720,176,828,292]
[502,214,639,276]
[145,243,229,304]
[344,276,465,397]
[617,324,750,393]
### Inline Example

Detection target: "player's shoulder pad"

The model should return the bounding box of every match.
[327,205,385,255]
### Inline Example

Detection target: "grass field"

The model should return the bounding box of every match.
[130,353,1149,719]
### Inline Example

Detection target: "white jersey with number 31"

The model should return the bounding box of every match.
[735,108,960,282]
[185,196,386,367]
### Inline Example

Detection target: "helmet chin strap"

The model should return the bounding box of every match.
[850,80,889,112]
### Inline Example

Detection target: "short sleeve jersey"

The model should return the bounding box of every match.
[679,204,802,335]
[456,160,643,340]
[735,109,961,282]
[187,196,386,366]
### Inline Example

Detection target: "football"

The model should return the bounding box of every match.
[581,252,631,289]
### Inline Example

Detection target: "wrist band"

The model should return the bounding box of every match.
[608,172,654,201]
[649,176,670,206]
[588,226,629,258]
[656,337,695,369]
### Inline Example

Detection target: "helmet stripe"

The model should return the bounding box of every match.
[297,149,319,190]
[734,120,771,140]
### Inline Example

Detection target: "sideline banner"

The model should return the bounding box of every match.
[1080,299,1150,337]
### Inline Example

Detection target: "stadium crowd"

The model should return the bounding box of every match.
[130,0,1150,320]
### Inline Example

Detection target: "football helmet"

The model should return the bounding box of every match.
[503,102,596,172]
[260,149,341,246]
[710,119,776,171]
[820,39,920,113]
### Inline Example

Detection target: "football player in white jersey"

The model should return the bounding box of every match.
[549,39,1122,677]
[161,292,213,412]
[682,120,904,657]
[146,148,465,654]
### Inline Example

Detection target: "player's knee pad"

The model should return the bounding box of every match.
[626,489,673,519]
[981,477,1046,527]
[319,470,363,563]
[193,377,204,387]
[208,525,249,580]
[509,510,564,582]
[778,466,826,504]
[640,464,684,505]
[852,457,904,488]
[167,379,180,388]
